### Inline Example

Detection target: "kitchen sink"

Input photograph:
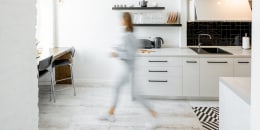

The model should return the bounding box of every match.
[189,48,208,54]
[190,47,232,55]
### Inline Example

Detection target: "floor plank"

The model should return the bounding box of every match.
[39,84,208,130]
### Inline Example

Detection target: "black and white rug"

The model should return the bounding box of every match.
[192,107,219,130]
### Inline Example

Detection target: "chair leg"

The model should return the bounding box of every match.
[49,72,53,102]
[50,70,56,103]
[52,85,56,103]
[70,65,76,96]
[50,83,52,102]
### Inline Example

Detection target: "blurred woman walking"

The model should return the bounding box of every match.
[99,12,159,130]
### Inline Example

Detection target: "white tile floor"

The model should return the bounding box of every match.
[39,84,218,130]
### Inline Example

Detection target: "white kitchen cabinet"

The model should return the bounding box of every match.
[134,55,250,98]
[200,58,234,97]
[135,66,181,77]
[134,76,182,97]
[219,79,250,130]
[135,57,182,67]
[134,57,183,97]
[182,58,200,97]
[234,58,251,77]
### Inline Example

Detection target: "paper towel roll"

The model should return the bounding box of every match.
[242,35,250,49]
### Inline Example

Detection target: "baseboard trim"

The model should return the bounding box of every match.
[39,79,114,86]
[75,79,114,86]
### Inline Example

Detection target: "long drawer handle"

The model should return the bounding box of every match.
[207,61,228,63]
[186,61,197,63]
[148,80,168,83]
[238,61,250,64]
[149,60,168,63]
[149,70,168,72]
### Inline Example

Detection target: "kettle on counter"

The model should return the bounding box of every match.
[153,37,164,48]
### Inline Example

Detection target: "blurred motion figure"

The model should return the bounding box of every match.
[99,12,159,130]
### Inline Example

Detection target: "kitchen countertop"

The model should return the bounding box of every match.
[137,46,251,58]
[220,77,251,105]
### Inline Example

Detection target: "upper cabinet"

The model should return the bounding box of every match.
[189,0,252,21]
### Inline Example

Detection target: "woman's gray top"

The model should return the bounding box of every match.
[113,32,140,63]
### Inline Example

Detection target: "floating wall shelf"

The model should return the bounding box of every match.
[112,7,165,10]
[133,24,182,27]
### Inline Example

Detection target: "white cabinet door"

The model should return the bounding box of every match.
[135,66,181,77]
[234,58,251,77]
[183,58,200,97]
[135,57,182,67]
[200,58,234,97]
[134,76,183,97]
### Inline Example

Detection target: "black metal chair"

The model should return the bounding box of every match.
[38,56,55,102]
[52,47,76,99]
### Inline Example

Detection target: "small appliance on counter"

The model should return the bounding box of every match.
[153,37,164,48]
[242,33,250,49]
[138,37,164,49]
[138,39,154,49]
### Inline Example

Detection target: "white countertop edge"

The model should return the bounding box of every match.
[136,54,251,58]
[136,46,251,58]
[219,77,251,105]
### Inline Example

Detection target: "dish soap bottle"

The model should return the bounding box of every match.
[242,33,250,49]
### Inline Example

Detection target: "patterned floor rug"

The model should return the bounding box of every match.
[192,107,219,130]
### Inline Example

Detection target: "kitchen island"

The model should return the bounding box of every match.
[219,77,250,130]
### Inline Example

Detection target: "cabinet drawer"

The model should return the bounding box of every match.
[135,66,182,77]
[234,58,251,77]
[202,58,233,64]
[135,57,182,67]
[134,77,182,97]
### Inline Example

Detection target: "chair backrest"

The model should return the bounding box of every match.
[38,56,53,71]
[71,47,76,57]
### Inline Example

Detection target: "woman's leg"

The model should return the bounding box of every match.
[130,66,158,118]
[135,95,158,118]
[108,77,127,115]
[108,63,130,115]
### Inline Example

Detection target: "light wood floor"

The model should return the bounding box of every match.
[38,84,213,130]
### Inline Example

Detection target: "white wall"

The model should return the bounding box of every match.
[251,0,260,130]
[53,0,187,83]
[36,0,54,48]
[0,0,38,130]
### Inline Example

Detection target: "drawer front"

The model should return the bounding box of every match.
[234,58,251,77]
[135,57,182,67]
[134,66,182,77]
[201,58,234,65]
[134,77,182,97]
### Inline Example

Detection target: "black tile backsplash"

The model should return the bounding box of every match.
[187,22,252,46]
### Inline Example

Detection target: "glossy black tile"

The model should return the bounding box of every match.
[187,21,252,46]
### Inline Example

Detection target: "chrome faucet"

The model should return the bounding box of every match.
[198,34,212,49]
